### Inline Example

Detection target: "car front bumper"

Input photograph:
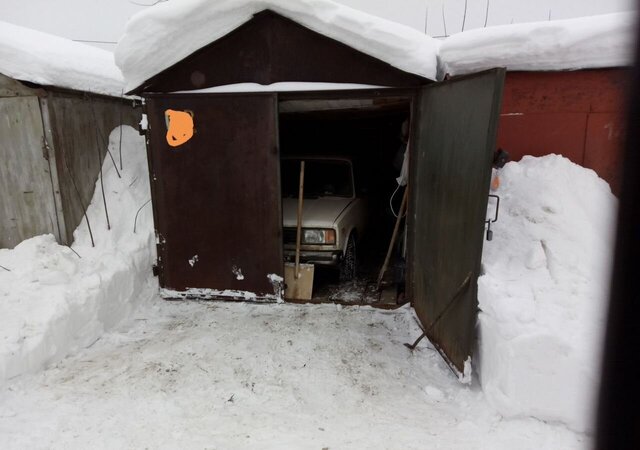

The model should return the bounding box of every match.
[283,249,342,266]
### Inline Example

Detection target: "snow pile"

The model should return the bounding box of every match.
[478,155,617,432]
[440,12,637,76]
[0,20,125,97]
[115,0,440,91]
[0,126,156,385]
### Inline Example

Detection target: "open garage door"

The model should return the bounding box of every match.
[146,93,283,299]
[407,69,505,375]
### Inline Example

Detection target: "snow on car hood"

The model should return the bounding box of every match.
[282,197,354,228]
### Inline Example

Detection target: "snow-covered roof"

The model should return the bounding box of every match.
[0,21,126,97]
[115,0,441,92]
[439,12,637,77]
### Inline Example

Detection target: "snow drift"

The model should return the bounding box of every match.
[0,20,126,97]
[115,0,441,92]
[440,12,636,76]
[478,155,617,432]
[0,126,156,385]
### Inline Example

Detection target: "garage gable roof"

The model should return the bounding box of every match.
[116,0,440,93]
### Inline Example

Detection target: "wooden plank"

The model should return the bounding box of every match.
[0,73,43,98]
[38,96,67,244]
[46,92,141,244]
[0,96,58,248]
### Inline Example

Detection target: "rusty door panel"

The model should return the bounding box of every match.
[496,112,588,164]
[497,69,629,194]
[583,113,626,196]
[146,94,282,297]
[501,69,630,114]
[408,69,505,374]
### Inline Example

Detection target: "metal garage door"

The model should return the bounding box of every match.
[146,93,283,299]
[408,69,505,374]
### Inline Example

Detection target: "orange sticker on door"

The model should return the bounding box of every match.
[165,109,194,147]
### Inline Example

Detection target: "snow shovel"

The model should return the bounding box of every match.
[376,186,408,291]
[284,161,314,300]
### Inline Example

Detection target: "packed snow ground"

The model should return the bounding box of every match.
[478,155,617,433]
[0,300,585,449]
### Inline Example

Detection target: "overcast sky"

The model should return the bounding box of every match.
[0,0,635,50]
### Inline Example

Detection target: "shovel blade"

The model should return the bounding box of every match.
[284,262,315,300]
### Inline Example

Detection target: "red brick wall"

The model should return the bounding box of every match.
[497,69,630,195]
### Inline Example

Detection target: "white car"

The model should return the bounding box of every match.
[281,156,367,281]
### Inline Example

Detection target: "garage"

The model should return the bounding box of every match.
[119,3,505,374]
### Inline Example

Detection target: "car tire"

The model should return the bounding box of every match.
[339,235,357,282]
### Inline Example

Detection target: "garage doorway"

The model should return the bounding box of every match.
[145,71,504,375]
[278,93,413,304]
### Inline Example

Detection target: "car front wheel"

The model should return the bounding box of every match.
[339,235,357,282]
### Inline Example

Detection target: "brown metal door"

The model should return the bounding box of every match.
[146,93,282,298]
[408,69,505,374]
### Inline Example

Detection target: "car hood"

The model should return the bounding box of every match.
[282,197,355,228]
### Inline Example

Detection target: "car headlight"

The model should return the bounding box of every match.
[302,229,336,245]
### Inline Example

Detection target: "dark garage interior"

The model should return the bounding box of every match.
[278,97,412,303]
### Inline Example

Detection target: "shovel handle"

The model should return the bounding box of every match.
[377,186,408,289]
[295,161,305,279]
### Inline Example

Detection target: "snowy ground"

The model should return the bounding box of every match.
[0,298,585,449]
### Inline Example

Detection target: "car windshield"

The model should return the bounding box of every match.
[281,159,354,198]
